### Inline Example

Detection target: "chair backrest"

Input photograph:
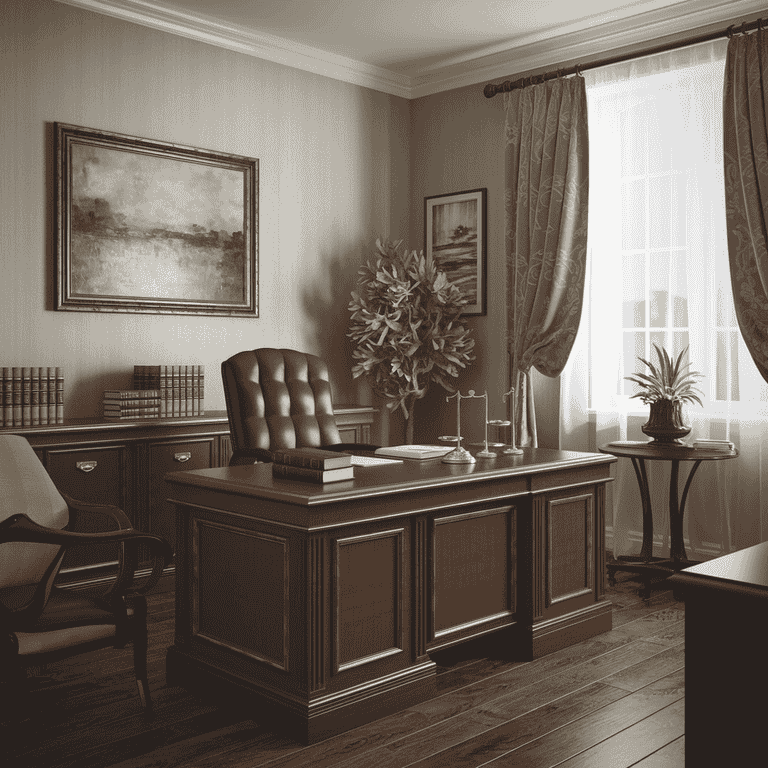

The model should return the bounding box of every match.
[222,348,342,452]
[0,434,69,590]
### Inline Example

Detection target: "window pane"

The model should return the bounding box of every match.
[649,176,672,249]
[673,331,689,360]
[622,179,646,250]
[650,330,667,356]
[650,253,669,327]
[623,331,646,397]
[730,330,740,402]
[716,330,727,401]
[621,106,648,176]
[623,254,645,327]
[672,256,688,327]
[716,282,737,327]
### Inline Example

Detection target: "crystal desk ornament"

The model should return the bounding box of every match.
[442,390,477,464]
[502,387,524,455]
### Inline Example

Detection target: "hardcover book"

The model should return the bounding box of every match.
[103,390,160,399]
[12,368,22,426]
[272,447,352,470]
[39,368,48,425]
[55,367,64,423]
[22,367,31,426]
[272,462,355,483]
[1,368,10,427]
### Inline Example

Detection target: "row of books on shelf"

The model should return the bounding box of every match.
[131,365,205,418]
[1,367,64,427]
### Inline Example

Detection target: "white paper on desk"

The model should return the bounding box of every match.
[375,445,454,460]
[350,455,403,466]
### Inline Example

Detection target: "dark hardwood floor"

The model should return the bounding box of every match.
[2,569,685,768]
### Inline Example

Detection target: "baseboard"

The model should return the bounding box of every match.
[166,646,437,744]
[522,601,613,659]
[605,526,723,561]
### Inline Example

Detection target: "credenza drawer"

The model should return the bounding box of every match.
[44,444,131,572]
[146,437,218,553]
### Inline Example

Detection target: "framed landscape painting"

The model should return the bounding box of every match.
[55,123,258,316]
[424,188,487,316]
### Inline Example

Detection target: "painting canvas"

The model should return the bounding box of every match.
[424,188,486,316]
[56,123,258,315]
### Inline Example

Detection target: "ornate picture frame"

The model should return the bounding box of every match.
[55,123,258,316]
[424,188,487,317]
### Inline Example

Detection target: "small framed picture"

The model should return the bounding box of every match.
[424,188,487,316]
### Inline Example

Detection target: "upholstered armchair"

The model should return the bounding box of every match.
[0,434,172,715]
[221,348,379,466]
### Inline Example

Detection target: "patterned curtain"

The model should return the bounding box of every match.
[724,27,768,383]
[505,76,589,445]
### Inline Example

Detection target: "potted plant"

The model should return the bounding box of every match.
[347,238,475,444]
[625,344,704,444]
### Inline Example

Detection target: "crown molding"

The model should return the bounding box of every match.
[409,0,768,97]
[53,0,413,98]
[56,0,767,100]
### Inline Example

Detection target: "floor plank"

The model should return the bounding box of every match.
[1,570,687,768]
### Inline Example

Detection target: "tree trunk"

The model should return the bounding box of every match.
[405,400,415,444]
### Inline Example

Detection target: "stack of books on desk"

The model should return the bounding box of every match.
[133,365,205,418]
[271,447,354,483]
[1,366,64,427]
[103,390,160,420]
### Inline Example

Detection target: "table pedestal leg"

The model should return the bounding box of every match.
[632,457,654,562]
[670,458,702,565]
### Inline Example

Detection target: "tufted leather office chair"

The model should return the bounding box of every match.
[221,348,378,466]
[0,434,172,716]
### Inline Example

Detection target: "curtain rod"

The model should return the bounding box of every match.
[483,16,764,98]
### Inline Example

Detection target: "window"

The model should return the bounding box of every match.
[583,41,766,413]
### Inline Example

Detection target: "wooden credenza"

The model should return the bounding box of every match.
[166,448,615,743]
[3,405,377,585]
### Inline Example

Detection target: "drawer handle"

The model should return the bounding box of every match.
[174,452,192,462]
[76,461,97,473]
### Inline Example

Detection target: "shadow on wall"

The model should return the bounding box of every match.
[302,248,356,396]
[302,244,404,445]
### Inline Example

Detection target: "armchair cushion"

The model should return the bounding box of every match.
[0,435,68,590]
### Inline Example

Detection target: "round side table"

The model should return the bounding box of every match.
[599,441,739,598]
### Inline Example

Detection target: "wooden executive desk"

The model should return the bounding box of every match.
[165,448,615,743]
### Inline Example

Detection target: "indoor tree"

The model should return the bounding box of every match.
[348,238,475,443]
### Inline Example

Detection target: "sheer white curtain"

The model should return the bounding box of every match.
[561,39,768,560]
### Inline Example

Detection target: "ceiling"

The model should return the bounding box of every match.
[56,0,765,98]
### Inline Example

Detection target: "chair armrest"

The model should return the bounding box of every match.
[0,514,172,596]
[63,493,133,532]
[229,447,275,465]
[0,513,169,555]
[62,494,170,595]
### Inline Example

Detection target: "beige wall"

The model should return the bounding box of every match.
[408,84,509,444]
[1,0,410,418]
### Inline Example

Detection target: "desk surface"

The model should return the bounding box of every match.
[673,541,768,592]
[165,447,615,508]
